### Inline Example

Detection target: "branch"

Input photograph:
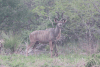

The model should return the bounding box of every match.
[92,1,100,13]
[20,19,33,28]
[48,16,54,28]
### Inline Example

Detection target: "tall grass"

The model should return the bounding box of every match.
[1,31,22,53]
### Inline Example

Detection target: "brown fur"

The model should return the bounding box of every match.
[56,29,61,41]
[26,19,66,57]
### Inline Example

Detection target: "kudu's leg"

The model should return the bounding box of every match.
[52,42,58,57]
[26,42,35,56]
[54,44,58,57]
[49,41,53,58]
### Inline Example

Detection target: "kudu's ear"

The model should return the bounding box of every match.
[54,18,58,23]
[62,19,66,23]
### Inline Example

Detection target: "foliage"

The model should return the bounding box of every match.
[86,59,96,67]
[20,30,32,43]
[1,31,22,53]
[0,0,100,53]
[85,53,100,67]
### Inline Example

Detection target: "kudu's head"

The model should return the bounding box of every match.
[54,18,66,28]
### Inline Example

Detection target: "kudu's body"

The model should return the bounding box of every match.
[26,18,66,57]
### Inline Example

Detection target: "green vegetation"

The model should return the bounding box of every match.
[1,31,22,53]
[0,0,100,67]
[0,0,100,46]
[0,53,100,67]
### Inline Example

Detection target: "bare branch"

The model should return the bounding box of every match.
[48,16,54,28]
[92,2,100,13]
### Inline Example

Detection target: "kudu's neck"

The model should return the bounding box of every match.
[54,25,61,37]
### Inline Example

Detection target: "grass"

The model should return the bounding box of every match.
[0,53,92,67]
[0,44,100,67]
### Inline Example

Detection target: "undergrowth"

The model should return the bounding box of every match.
[1,31,22,53]
[0,53,92,67]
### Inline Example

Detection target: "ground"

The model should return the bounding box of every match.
[0,46,100,67]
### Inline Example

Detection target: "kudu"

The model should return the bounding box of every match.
[26,15,66,57]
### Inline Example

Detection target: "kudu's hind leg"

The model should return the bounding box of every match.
[32,41,39,55]
[26,42,35,56]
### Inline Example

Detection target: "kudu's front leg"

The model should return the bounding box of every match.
[49,41,53,58]
[52,42,58,57]
[54,44,58,57]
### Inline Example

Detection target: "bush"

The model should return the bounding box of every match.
[85,59,96,67]
[21,30,32,43]
[1,31,22,53]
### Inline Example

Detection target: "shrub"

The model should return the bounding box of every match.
[21,30,31,43]
[1,31,22,53]
[85,59,96,67]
